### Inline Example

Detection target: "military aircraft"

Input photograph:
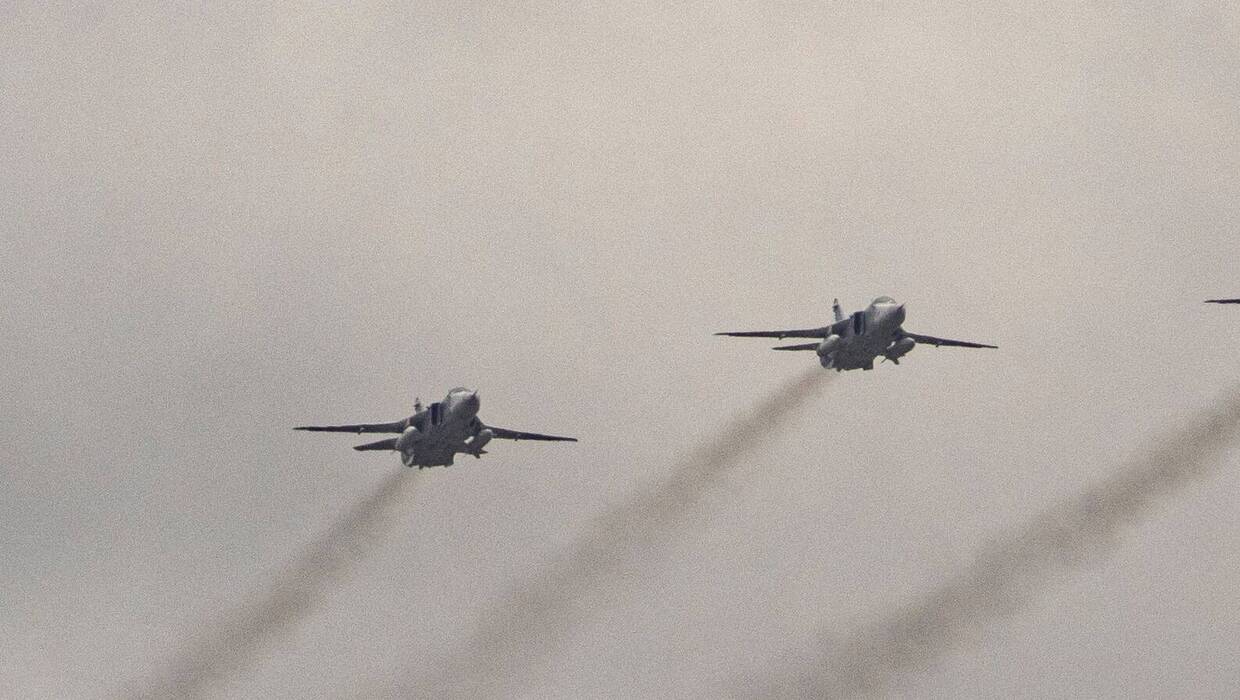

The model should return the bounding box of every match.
[716,296,997,371]
[295,387,577,468]
[1205,299,1240,304]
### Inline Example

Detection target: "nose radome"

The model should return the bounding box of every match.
[874,302,904,326]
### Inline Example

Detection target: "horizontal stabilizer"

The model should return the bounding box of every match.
[353,438,399,451]
[771,342,820,351]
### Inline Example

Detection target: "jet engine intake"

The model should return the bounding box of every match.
[395,425,420,451]
[817,335,841,357]
[885,336,916,363]
[468,428,494,456]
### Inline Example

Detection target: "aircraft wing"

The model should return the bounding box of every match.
[486,425,578,442]
[294,419,407,434]
[353,438,399,451]
[905,332,997,349]
[1206,299,1240,304]
[714,321,840,339]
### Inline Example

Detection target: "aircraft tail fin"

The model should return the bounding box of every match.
[833,298,844,322]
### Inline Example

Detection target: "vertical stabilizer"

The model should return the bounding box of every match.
[833,298,844,322]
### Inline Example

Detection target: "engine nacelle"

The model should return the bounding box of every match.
[468,429,494,456]
[395,425,420,451]
[817,334,841,357]
[885,337,916,362]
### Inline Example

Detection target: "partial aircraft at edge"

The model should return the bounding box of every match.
[1205,299,1240,304]
[716,296,997,371]
[295,387,577,468]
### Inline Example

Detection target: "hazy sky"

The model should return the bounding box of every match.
[4,2,1240,698]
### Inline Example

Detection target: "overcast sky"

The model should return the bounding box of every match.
[4,2,1240,698]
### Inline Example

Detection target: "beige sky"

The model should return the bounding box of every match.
[4,2,1240,698]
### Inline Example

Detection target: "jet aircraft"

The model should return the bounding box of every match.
[716,296,996,371]
[1205,299,1240,304]
[295,387,577,468]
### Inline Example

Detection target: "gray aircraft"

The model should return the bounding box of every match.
[295,387,577,468]
[716,296,997,371]
[1206,299,1240,304]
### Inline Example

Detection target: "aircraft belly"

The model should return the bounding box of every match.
[404,434,459,467]
[833,344,868,369]
[831,334,887,370]
[406,424,475,467]
[405,449,455,467]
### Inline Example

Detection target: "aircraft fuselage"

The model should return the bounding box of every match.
[820,297,908,371]
[397,388,491,467]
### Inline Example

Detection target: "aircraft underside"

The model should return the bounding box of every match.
[402,450,456,468]
[402,428,494,468]
[826,334,895,371]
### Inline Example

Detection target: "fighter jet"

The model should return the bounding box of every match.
[295,387,577,468]
[716,296,996,371]
[1205,299,1240,304]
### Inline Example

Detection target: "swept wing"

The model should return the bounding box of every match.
[486,425,578,442]
[294,419,408,434]
[715,319,845,340]
[904,332,997,349]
